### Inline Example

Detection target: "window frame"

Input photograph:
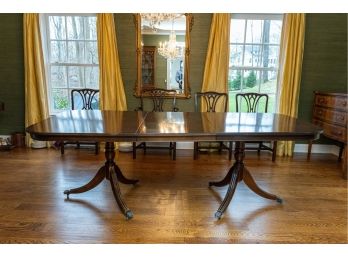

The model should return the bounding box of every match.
[229,13,283,113]
[40,13,99,114]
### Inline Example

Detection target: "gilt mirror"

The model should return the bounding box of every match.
[134,13,193,98]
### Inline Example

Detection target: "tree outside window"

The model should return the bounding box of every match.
[228,14,283,113]
[41,14,99,114]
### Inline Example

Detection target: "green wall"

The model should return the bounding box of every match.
[298,14,347,122]
[0,13,346,136]
[298,14,347,144]
[0,14,24,135]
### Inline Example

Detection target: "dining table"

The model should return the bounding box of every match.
[26,110,323,219]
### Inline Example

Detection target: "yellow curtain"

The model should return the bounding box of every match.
[201,13,231,112]
[276,13,306,156]
[23,14,50,147]
[97,14,127,111]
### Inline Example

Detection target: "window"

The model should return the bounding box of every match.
[41,14,99,114]
[228,14,283,113]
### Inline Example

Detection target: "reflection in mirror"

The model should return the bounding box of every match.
[135,14,193,98]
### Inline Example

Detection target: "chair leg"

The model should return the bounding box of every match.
[307,140,313,161]
[132,142,136,159]
[193,142,198,160]
[338,144,344,162]
[169,142,173,155]
[172,142,176,160]
[229,141,233,161]
[272,141,277,162]
[218,142,223,153]
[95,142,99,155]
[60,141,64,155]
[258,142,262,155]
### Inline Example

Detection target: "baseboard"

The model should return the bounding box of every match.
[176,142,194,150]
[0,135,11,140]
[294,143,340,156]
[176,142,339,156]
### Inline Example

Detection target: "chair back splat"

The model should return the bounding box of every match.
[139,88,178,112]
[236,93,268,113]
[71,88,99,110]
[195,91,228,112]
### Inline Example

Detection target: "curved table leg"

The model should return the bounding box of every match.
[209,163,237,187]
[109,165,133,220]
[214,163,242,219]
[243,167,282,203]
[113,164,139,185]
[211,141,281,219]
[64,142,138,219]
[64,166,105,198]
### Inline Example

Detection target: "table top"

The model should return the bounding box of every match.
[26,110,323,142]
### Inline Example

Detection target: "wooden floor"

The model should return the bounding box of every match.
[0,147,346,243]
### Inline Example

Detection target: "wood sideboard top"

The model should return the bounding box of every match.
[314,91,348,97]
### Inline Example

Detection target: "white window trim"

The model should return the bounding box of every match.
[40,13,98,115]
[231,13,283,20]
[229,13,284,112]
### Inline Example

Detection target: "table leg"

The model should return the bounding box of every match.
[208,162,237,187]
[243,167,282,203]
[64,166,105,197]
[64,142,138,219]
[210,141,281,219]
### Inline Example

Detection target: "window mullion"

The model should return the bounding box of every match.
[258,20,265,94]
[83,16,87,87]
[241,19,247,93]
[45,14,54,114]
[64,15,70,111]
[229,14,283,113]
[44,14,99,114]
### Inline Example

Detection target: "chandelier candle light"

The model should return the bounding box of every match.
[158,30,184,60]
[141,13,184,60]
[140,13,178,31]
[158,16,184,60]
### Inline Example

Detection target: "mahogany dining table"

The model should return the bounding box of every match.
[26,110,322,219]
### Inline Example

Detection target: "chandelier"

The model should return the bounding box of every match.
[158,30,184,60]
[140,13,178,31]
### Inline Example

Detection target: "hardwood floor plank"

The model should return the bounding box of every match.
[0,148,346,243]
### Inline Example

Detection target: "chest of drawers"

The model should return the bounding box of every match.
[309,91,347,178]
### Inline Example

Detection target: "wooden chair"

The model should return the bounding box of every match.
[235,92,277,162]
[60,88,100,155]
[133,88,179,160]
[193,91,233,160]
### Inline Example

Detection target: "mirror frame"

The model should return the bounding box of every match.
[134,13,194,99]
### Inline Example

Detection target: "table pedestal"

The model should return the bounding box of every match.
[64,142,139,219]
[209,141,282,219]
